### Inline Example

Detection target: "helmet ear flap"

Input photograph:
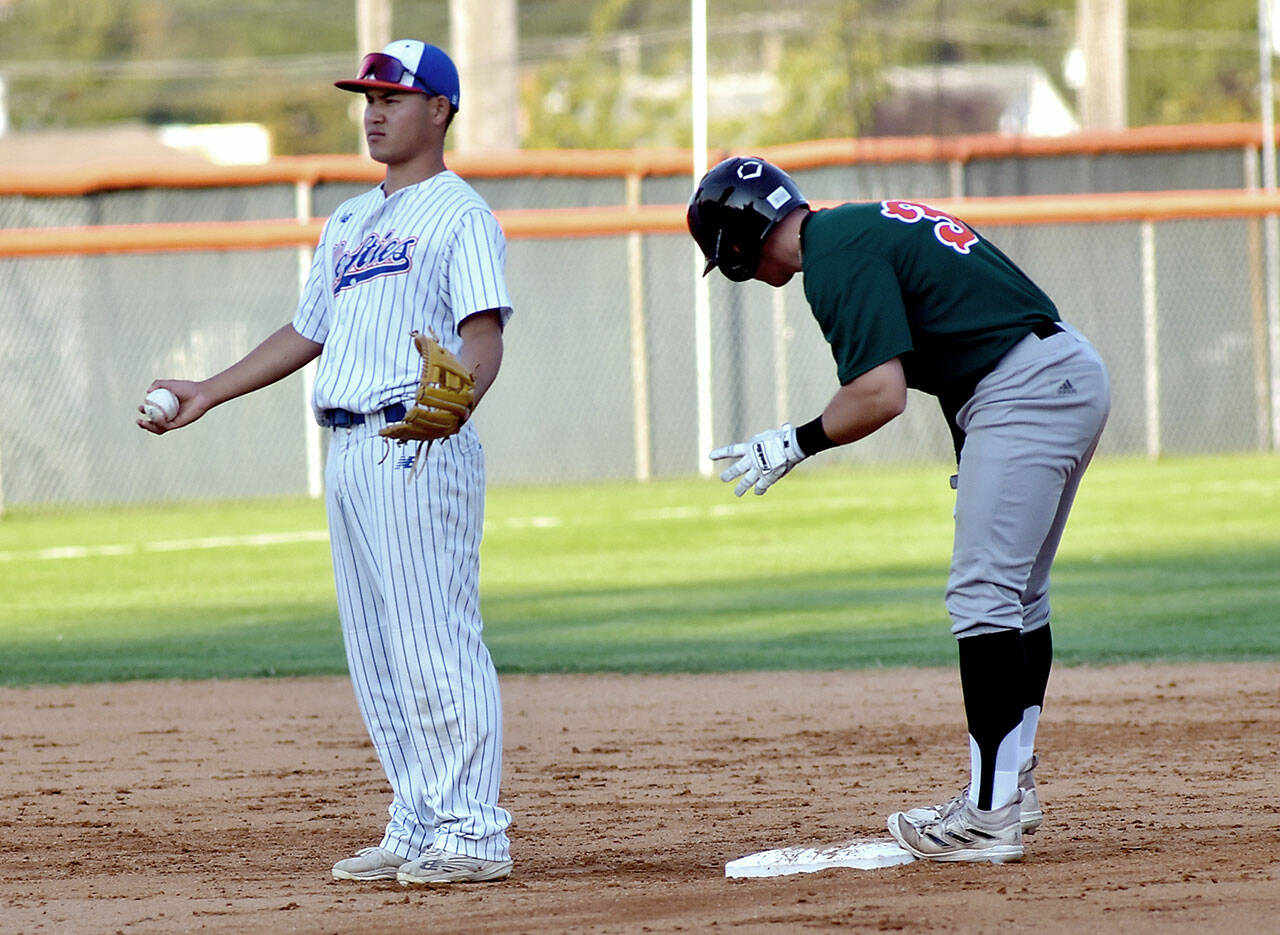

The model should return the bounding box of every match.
[714,226,762,282]
[687,201,719,267]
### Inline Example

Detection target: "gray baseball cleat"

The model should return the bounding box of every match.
[887,793,1024,863]
[1018,757,1044,833]
[396,847,512,885]
[332,845,407,881]
[898,755,1043,834]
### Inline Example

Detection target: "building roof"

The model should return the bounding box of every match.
[875,62,1079,138]
[0,122,271,170]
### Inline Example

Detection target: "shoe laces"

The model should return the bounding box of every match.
[408,848,466,869]
[355,845,398,860]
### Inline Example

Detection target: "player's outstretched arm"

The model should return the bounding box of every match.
[138,323,323,435]
[820,357,908,445]
[707,358,908,497]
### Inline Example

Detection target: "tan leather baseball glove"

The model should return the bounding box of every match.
[379,331,476,443]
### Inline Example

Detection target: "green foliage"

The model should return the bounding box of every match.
[1,454,1277,686]
[741,1,888,146]
[521,0,667,148]
[1,0,354,149]
[521,0,892,148]
[0,0,1272,153]
[1128,1,1261,124]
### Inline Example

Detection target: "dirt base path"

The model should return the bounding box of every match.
[2,663,1277,934]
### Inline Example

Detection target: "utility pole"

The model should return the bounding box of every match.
[356,0,390,52]
[1260,0,1280,449]
[354,0,391,154]
[1075,0,1127,130]
[449,0,520,151]
[691,0,712,476]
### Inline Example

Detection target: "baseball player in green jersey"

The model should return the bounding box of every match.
[688,156,1110,864]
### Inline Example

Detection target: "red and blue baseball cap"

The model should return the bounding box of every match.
[335,39,461,111]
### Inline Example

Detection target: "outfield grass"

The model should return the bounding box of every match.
[1,453,1277,685]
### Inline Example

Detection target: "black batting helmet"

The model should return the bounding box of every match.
[687,156,808,281]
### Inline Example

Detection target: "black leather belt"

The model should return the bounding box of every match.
[322,402,407,428]
[1032,320,1064,339]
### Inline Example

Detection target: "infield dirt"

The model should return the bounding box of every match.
[2,663,1276,934]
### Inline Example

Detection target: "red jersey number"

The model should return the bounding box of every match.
[880,200,979,255]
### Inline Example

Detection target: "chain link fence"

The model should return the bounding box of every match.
[1,144,1276,509]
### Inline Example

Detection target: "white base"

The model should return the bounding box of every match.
[725,838,916,878]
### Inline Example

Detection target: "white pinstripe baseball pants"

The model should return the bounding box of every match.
[324,415,511,863]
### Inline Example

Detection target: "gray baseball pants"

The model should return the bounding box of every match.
[946,322,1111,638]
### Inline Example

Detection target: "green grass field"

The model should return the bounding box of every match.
[1,453,1277,686]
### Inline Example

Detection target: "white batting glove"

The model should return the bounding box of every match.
[709,423,807,497]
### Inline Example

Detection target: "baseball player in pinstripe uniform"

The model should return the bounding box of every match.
[688,157,1110,864]
[139,40,514,884]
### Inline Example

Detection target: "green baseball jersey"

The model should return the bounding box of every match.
[801,201,1059,399]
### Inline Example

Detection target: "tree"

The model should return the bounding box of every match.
[0,0,1273,153]
[729,1,886,146]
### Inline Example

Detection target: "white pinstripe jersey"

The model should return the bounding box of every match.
[293,170,513,420]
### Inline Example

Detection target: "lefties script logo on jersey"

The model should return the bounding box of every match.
[879,200,979,255]
[331,232,419,295]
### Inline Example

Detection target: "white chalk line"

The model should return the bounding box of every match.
[0,503,759,564]
[0,530,331,563]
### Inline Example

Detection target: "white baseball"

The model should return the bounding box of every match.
[143,387,180,422]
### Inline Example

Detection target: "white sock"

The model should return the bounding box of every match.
[1018,705,1041,772]
[967,726,1022,811]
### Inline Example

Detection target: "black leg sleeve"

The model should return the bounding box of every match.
[1021,623,1053,711]
[958,629,1027,809]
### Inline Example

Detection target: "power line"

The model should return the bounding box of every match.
[1,53,353,82]
[0,16,1260,83]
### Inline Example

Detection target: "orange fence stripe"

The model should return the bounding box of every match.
[1,123,1276,196]
[3,190,1280,257]
[499,204,688,237]
[918,189,1280,225]
[0,219,327,257]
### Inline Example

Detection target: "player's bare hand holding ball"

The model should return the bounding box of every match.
[137,381,206,434]
[142,388,179,422]
[138,325,323,436]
